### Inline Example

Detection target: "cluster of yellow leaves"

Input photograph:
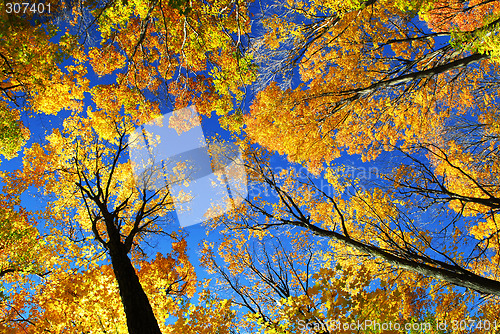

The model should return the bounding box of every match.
[246,0,452,167]
[0,9,82,158]
[0,241,200,333]
[245,0,500,171]
[0,102,29,160]
[89,45,127,77]
[89,0,254,120]
[165,289,237,334]
[276,264,405,334]
[420,0,500,32]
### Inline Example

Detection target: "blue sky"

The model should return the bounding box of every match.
[2,0,495,330]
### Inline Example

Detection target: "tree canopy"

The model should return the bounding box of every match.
[2,0,500,333]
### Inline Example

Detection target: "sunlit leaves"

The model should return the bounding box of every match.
[0,102,28,160]
[89,45,127,77]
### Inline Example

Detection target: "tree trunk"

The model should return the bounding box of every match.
[293,220,500,297]
[108,242,162,334]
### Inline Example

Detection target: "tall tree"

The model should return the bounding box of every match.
[246,0,500,169]
[202,145,500,330]
[3,101,230,333]
[0,102,199,332]
[0,0,255,331]
[202,219,465,333]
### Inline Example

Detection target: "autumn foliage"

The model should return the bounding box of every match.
[2,0,500,333]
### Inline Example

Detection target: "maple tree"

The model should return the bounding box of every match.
[238,0,500,298]
[196,0,500,308]
[0,0,255,332]
[203,146,500,332]
[246,0,500,168]
[4,0,500,332]
[0,102,198,332]
[0,100,251,333]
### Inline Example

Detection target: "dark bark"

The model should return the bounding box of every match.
[76,191,163,334]
[74,130,163,334]
[107,240,162,334]
[290,219,500,297]
[352,52,488,96]
[313,52,489,116]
